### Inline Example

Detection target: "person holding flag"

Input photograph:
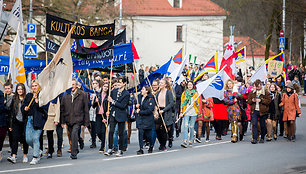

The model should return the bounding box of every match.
[179,81,200,148]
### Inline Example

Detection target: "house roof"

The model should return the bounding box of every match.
[122,0,227,16]
[223,36,276,58]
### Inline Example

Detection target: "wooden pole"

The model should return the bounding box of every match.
[45,32,48,67]
[145,76,168,133]
[0,79,4,86]
[132,62,139,105]
[86,69,92,90]
[104,39,115,152]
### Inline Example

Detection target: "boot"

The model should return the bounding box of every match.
[231,121,238,143]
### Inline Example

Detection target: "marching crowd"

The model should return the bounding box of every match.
[0,61,304,165]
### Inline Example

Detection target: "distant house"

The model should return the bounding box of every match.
[223,36,276,69]
[121,0,227,66]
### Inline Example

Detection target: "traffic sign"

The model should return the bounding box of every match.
[279,37,285,50]
[280,29,284,37]
[24,44,37,58]
[27,24,36,34]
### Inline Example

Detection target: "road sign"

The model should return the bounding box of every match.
[279,37,285,50]
[27,24,36,34]
[24,44,37,58]
[280,29,284,37]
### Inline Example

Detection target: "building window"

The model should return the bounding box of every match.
[176,25,183,42]
[173,0,180,8]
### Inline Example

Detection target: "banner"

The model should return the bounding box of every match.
[94,63,133,73]
[46,13,115,40]
[71,47,113,60]
[268,60,283,78]
[8,0,24,40]
[46,38,60,54]
[75,29,126,54]
[0,43,134,75]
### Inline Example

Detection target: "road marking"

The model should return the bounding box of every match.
[103,141,231,161]
[0,163,73,173]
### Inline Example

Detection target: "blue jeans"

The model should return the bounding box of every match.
[183,115,197,142]
[26,116,42,158]
[152,126,157,146]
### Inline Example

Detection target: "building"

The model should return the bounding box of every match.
[121,0,227,67]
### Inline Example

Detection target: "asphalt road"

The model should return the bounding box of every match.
[1,108,306,174]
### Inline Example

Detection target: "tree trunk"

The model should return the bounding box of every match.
[264,7,277,60]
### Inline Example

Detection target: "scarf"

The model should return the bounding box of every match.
[286,91,293,97]
[181,89,195,107]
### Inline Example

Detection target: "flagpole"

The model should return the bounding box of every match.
[8,22,21,81]
[104,39,115,152]
[244,46,247,83]
[45,31,48,67]
[145,75,168,133]
[0,79,4,86]
[132,62,139,105]
[86,69,92,90]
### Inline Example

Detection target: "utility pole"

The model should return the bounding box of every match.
[119,0,122,28]
[29,0,32,24]
[282,0,286,65]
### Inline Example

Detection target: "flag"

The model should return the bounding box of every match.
[9,23,26,88]
[90,42,97,48]
[194,56,197,64]
[249,63,267,83]
[173,48,183,64]
[263,51,285,72]
[8,0,24,40]
[196,68,230,100]
[169,55,188,84]
[189,54,192,63]
[0,0,3,20]
[132,42,139,59]
[235,46,246,63]
[38,25,74,107]
[220,37,237,80]
[167,48,183,75]
[194,52,218,82]
[71,39,84,52]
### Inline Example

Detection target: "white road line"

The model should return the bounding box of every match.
[103,141,231,161]
[0,164,73,173]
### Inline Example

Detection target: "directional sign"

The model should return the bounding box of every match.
[24,44,37,58]
[279,37,285,50]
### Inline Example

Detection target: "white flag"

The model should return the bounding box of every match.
[196,69,230,100]
[38,26,74,106]
[0,0,3,20]
[168,55,187,84]
[8,0,24,40]
[249,63,267,83]
[9,24,26,89]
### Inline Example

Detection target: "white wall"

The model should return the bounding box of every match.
[122,16,225,67]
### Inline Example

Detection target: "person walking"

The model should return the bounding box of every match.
[22,80,48,165]
[7,83,29,163]
[248,80,271,144]
[179,81,200,148]
[60,79,90,159]
[104,77,130,157]
[135,86,155,154]
[0,89,6,162]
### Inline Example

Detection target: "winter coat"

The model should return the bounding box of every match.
[247,89,271,116]
[21,93,48,130]
[0,90,6,127]
[280,92,301,121]
[212,98,228,120]
[8,97,25,128]
[109,88,130,123]
[44,98,60,130]
[60,89,90,127]
[156,89,174,126]
[136,94,155,129]
[93,92,108,121]
[268,92,282,120]
[224,90,242,121]
[197,96,213,122]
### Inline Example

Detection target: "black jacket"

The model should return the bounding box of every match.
[21,93,48,130]
[139,69,144,83]
[136,94,155,129]
[0,91,6,128]
[8,97,25,128]
[110,88,130,122]
[93,92,108,120]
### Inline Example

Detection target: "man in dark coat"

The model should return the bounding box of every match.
[138,64,145,83]
[105,77,130,157]
[61,79,89,159]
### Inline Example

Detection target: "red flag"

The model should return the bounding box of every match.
[132,42,139,59]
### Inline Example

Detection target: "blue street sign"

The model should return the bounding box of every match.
[24,44,37,58]
[279,37,285,50]
[27,24,36,33]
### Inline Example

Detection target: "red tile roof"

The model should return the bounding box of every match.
[223,36,276,58]
[122,0,227,16]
